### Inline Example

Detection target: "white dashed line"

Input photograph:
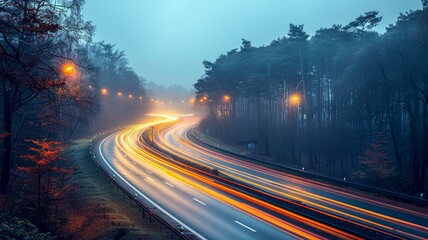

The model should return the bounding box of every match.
[146,177,154,181]
[97,134,207,240]
[234,221,257,232]
[192,198,206,206]
[165,181,174,188]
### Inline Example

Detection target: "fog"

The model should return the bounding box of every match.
[83,0,421,88]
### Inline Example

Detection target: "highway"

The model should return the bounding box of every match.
[91,115,358,240]
[154,116,428,240]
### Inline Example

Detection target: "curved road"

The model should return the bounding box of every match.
[154,116,428,240]
[91,116,350,240]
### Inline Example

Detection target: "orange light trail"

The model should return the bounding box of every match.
[152,117,428,240]
[106,115,362,240]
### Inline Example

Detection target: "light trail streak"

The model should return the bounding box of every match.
[153,117,428,240]
[97,128,208,240]
[107,115,359,239]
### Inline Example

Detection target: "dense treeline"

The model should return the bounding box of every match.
[85,41,149,132]
[0,0,149,236]
[0,0,149,192]
[194,2,428,195]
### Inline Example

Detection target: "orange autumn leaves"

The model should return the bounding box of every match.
[18,139,76,215]
[18,139,71,175]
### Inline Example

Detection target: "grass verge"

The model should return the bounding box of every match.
[64,138,172,240]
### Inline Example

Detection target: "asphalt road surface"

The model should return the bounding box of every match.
[92,116,349,240]
[154,116,428,240]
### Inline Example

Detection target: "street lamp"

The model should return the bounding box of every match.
[127,94,133,121]
[99,88,109,131]
[199,96,208,103]
[116,92,122,127]
[58,62,76,140]
[290,93,301,106]
[223,95,231,102]
[290,93,301,164]
[62,63,75,76]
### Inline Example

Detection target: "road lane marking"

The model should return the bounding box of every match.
[193,198,206,206]
[234,221,257,232]
[165,181,174,187]
[97,134,207,240]
[145,170,152,174]
[146,177,154,181]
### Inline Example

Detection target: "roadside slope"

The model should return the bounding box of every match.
[65,138,170,240]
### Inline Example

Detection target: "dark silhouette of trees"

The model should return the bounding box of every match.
[343,11,382,43]
[194,4,428,195]
[86,41,149,130]
[0,1,150,193]
[0,0,93,193]
[0,1,151,237]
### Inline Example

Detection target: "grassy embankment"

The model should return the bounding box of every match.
[64,138,172,240]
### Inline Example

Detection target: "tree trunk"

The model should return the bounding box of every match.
[0,90,12,193]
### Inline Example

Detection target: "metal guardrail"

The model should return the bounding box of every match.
[189,129,428,208]
[89,134,192,240]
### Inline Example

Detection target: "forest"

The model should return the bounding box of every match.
[0,0,149,237]
[194,2,428,195]
[1,0,427,239]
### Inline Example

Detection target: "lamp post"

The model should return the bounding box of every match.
[62,63,75,76]
[128,94,133,122]
[59,63,77,141]
[116,92,122,127]
[100,88,108,131]
[290,93,301,165]
[223,95,230,102]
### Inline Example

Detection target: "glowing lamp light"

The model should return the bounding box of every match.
[101,88,108,95]
[290,93,301,105]
[223,95,231,102]
[62,63,75,75]
[117,92,122,96]
[128,94,133,99]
